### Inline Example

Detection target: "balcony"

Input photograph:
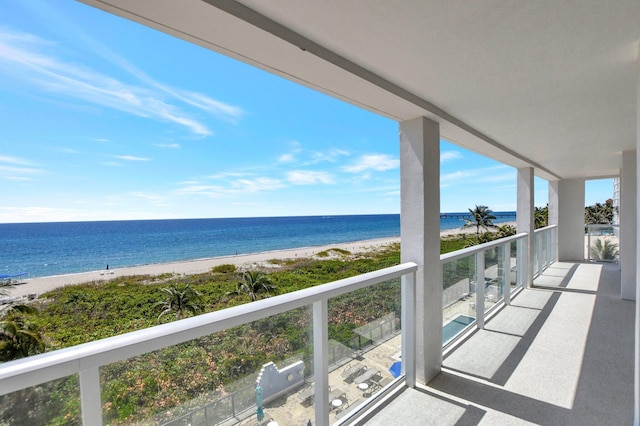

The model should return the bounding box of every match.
[8,226,629,425]
[364,260,634,425]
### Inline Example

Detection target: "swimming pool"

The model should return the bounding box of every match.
[443,314,475,345]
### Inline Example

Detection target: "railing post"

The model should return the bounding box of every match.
[231,393,236,418]
[502,243,511,306]
[546,228,553,266]
[587,224,592,261]
[516,237,524,288]
[79,368,103,426]
[313,300,329,426]
[476,251,485,329]
[402,271,416,388]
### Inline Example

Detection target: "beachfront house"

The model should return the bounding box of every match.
[2,1,638,425]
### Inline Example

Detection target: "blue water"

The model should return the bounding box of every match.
[443,314,475,345]
[0,212,515,279]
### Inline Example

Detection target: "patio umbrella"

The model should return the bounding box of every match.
[388,360,402,378]
[256,385,265,424]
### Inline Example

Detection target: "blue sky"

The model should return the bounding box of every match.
[0,1,613,223]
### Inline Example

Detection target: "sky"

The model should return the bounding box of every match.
[0,1,614,224]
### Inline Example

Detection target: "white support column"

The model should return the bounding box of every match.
[517,167,535,287]
[549,180,560,264]
[621,150,637,301]
[400,116,441,384]
[556,179,586,261]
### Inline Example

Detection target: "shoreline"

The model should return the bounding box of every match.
[5,223,514,298]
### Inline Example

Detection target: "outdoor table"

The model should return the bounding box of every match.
[358,382,370,397]
[331,399,343,409]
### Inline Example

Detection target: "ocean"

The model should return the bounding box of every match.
[0,213,515,279]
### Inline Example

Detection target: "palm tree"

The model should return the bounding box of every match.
[590,238,619,261]
[0,281,38,317]
[0,313,45,362]
[229,270,276,302]
[155,284,203,322]
[585,202,614,225]
[496,224,517,239]
[463,205,497,239]
[534,205,548,229]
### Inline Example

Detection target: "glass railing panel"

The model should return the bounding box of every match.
[533,231,542,276]
[0,375,80,425]
[442,254,477,345]
[510,239,519,290]
[484,246,504,312]
[99,307,312,426]
[327,278,401,422]
[586,224,619,262]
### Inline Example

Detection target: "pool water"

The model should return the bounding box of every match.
[443,314,475,345]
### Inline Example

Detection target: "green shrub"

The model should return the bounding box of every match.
[211,264,236,274]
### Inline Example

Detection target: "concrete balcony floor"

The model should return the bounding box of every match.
[363,262,635,425]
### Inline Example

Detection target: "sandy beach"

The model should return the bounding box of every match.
[5,223,514,299]
[5,237,398,298]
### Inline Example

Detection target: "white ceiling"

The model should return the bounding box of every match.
[80,0,639,181]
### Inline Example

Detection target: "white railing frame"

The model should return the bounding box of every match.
[441,233,528,332]
[0,263,418,426]
[533,225,557,277]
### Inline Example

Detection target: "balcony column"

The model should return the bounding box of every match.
[399,116,442,384]
[548,180,559,262]
[555,178,586,261]
[621,150,637,300]
[516,167,535,287]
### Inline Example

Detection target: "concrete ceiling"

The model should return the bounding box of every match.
[80,0,639,181]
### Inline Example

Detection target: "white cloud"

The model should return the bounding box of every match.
[207,172,247,180]
[234,177,285,192]
[55,147,78,154]
[0,155,34,166]
[311,148,350,163]
[6,176,33,182]
[343,154,399,173]
[127,191,166,201]
[176,176,285,197]
[98,161,123,167]
[155,143,181,149]
[441,170,476,184]
[0,165,42,174]
[278,153,296,163]
[109,155,151,162]
[287,170,335,185]
[0,28,244,137]
[441,151,462,162]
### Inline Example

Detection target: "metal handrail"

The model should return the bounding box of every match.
[440,232,527,264]
[0,262,417,396]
